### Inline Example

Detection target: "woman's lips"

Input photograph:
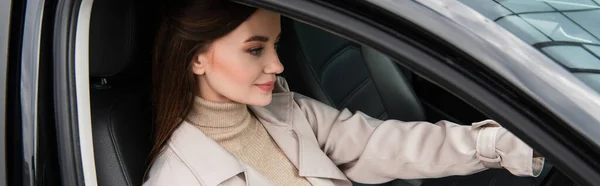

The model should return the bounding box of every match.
[255,81,275,92]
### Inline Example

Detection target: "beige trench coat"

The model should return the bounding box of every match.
[143,77,544,186]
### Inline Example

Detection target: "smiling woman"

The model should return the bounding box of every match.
[192,8,283,105]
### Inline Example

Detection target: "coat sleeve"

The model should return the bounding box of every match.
[292,93,544,184]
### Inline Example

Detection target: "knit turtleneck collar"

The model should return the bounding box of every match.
[186,96,251,128]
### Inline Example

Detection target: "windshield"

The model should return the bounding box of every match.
[458,0,600,93]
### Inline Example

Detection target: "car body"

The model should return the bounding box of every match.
[2,0,600,186]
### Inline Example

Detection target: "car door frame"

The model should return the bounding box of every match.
[53,0,98,185]
[233,0,600,185]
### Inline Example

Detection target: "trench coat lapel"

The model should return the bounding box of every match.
[168,123,245,186]
[250,92,348,184]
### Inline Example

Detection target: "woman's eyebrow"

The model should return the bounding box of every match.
[245,33,281,43]
[245,35,269,42]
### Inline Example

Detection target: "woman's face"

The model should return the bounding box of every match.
[193,9,283,106]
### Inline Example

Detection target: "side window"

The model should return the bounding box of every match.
[278,18,486,124]
[278,16,562,186]
[458,0,600,93]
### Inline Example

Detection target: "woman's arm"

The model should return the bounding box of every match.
[292,93,544,184]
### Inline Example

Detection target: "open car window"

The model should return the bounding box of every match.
[278,17,556,186]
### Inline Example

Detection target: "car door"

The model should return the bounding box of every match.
[5,0,98,185]
[5,0,44,185]
[5,0,67,185]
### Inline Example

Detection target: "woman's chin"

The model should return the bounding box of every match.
[248,95,272,106]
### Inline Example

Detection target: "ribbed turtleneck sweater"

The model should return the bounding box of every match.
[186,96,312,186]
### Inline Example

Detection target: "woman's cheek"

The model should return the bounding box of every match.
[231,65,255,86]
[224,59,260,87]
[234,56,263,83]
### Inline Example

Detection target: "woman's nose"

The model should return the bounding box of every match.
[265,53,284,74]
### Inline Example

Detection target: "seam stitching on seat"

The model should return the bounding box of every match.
[295,30,335,105]
[378,111,387,119]
[320,46,357,78]
[108,93,135,186]
[361,47,404,121]
[122,2,135,184]
[302,52,335,105]
[339,78,371,108]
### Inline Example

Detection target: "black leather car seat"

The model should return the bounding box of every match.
[89,0,157,185]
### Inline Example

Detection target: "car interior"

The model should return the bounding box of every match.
[87,0,550,185]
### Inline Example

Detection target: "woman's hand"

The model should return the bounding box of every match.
[534,151,543,158]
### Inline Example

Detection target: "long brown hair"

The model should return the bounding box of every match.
[148,0,257,173]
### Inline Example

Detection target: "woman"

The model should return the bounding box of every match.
[144,0,544,185]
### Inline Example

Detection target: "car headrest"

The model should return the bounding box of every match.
[89,0,138,77]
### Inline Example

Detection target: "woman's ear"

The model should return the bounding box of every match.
[192,52,208,75]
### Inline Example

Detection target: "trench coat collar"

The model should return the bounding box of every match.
[249,92,348,181]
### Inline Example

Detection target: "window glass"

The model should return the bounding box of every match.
[497,0,554,13]
[565,10,600,39]
[521,13,599,44]
[496,15,551,45]
[281,17,557,185]
[585,45,600,57]
[546,0,599,10]
[459,0,600,94]
[541,46,600,70]
[574,73,600,92]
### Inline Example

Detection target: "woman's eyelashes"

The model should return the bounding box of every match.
[246,42,279,56]
[247,47,264,56]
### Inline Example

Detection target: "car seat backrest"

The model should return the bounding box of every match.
[89,0,157,185]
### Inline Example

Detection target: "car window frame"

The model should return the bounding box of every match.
[20,0,45,185]
[5,0,26,185]
[233,0,600,185]
[53,0,96,185]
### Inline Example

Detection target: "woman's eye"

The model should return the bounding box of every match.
[248,47,264,56]
[274,42,280,50]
